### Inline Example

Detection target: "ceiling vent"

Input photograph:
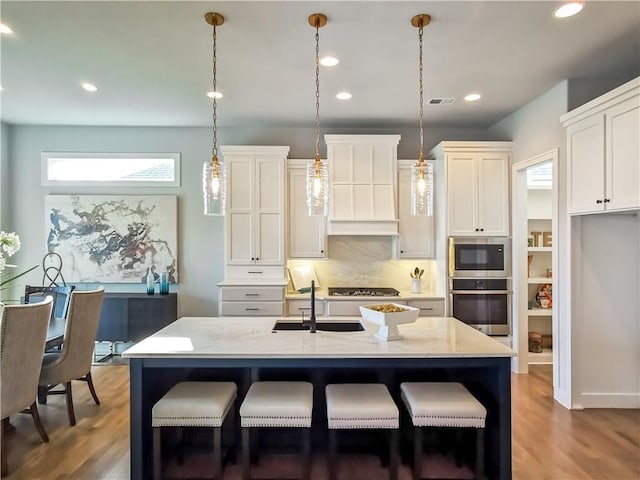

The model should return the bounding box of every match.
[428,97,457,105]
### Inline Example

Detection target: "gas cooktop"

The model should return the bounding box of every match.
[328,287,400,297]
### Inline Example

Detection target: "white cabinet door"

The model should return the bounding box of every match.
[397,166,434,258]
[255,158,285,264]
[288,167,326,258]
[477,153,510,236]
[606,95,640,212]
[447,154,478,236]
[567,114,606,214]
[447,150,510,236]
[227,159,255,264]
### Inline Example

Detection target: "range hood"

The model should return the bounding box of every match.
[326,134,400,236]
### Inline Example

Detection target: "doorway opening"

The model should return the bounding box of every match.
[511,150,558,382]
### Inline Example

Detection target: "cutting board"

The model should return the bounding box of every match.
[288,265,320,291]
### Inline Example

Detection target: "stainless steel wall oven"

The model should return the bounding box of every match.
[449,278,510,335]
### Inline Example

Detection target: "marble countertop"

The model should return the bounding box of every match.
[122,316,514,359]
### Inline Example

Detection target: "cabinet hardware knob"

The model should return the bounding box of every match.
[251,257,255,260]
[480,228,484,232]
[596,199,603,204]
[256,257,259,261]
[320,250,324,253]
[475,228,479,232]
[400,250,404,253]
[604,198,610,203]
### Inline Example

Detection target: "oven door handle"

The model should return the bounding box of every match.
[450,290,509,295]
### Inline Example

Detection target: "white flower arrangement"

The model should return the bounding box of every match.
[0,231,38,290]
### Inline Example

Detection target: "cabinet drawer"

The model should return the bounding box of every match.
[287,299,325,316]
[226,265,287,279]
[327,300,407,316]
[407,299,445,316]
[221,286,285,302]
[220,301,284,316]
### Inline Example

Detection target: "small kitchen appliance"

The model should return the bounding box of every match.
[449,237,511,278]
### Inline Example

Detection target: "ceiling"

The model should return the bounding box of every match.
[1,1,639,129]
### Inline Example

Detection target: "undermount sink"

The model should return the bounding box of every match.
[272,320,365,332]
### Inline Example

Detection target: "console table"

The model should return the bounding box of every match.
[96,293,177,343]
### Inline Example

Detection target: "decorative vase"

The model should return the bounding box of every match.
[159,269,169,295]
[411,278,423,294]
[146,267,155,295]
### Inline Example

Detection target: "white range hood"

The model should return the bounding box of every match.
[326,134,401,235]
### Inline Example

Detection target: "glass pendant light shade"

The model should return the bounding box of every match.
[411,161,434,216]
[307,159,329,216]
[203,156,226,215]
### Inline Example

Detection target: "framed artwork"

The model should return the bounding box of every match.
[45,195,178,283]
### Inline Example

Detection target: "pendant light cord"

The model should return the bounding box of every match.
[418,22,424,163]
[314,23,321,163]
[212,21,218,162]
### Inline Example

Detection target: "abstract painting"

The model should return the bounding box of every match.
[45,195,178,283]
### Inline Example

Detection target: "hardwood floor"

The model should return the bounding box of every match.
[2,364,638,479]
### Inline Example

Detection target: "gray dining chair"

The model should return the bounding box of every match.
[1,297,54,477]
[37,287,105,426]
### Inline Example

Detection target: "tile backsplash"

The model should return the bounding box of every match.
[287,236,440,295]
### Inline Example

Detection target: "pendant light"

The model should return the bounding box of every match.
[306,13,329,216]
[410,14,434,217]
[203,12,226,216]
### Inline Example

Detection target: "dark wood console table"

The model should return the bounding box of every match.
[96,293,177,343]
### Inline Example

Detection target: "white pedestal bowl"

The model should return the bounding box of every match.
[359,304,420,341]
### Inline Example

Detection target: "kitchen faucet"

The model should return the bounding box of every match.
[305,280,316,333]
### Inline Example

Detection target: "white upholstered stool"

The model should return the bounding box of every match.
[325,384,399,480]
[400,382,487,480]
[239,381,313,480]
[152,381,237,480]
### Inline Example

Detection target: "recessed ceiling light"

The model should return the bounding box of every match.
[207,91,223,99]
[464,93,482,102]
[336,92,352,100]
[554,2,584,18]
[0,24,14,35]
[0,86,3,91]
[320,56,339,67]
[82,82,98,92]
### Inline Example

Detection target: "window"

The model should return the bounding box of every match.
[41,152,181,187]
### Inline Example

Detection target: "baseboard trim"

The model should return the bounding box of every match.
[578,392,640,409]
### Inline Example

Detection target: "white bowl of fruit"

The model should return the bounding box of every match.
[359,303,419,341]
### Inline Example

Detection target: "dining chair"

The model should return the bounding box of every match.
[1,297,54,476]
[24,284,75,322]
[37,287,105,426]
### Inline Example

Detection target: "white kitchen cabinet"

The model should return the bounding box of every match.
[287,299,326,317]
[222,146,289,276]
[325,134,400,235]
[395,162,434,258]
[432,142,512,237]
[563,78,640,215]
[287,160,326,258]
[406,298,445,316]
[219,285,285,316]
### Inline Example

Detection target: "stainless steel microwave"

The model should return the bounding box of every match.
[448,237,511,278]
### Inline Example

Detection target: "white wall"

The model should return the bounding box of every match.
[0,122,9,229]
[489,81,571,405]
[5,123,490,316]
[573,212,639,408]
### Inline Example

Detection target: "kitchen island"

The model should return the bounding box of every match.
[123,316,514,479]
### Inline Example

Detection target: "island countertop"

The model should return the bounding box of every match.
[122,316,515,359]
